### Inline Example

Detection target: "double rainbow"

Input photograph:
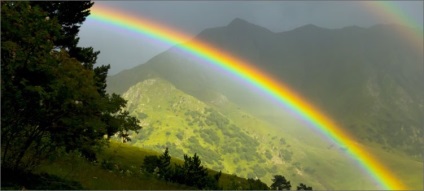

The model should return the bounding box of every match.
[89,3,421,189]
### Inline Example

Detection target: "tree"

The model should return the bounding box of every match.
[247,178,269,190]
[158,147,172,180]
[169,153,213,189]
[271,175,291,190]
[296,183,313,190]
[171,164,185,184]
[29,1,99,68]
[182,153,209,188]
[141,155,160,173]
[1,1,142,171]
[2,1,63,170]
[204,172,222,190]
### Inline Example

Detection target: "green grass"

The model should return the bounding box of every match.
[35,142,194,190]
[34,141,254,190]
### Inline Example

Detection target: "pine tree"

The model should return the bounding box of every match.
[158,147,172,180]
[181,153,208,189]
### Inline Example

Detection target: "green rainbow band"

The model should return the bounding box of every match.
[89,4,410,190]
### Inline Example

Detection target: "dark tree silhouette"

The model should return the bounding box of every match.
[247,178,269,190]
[141,155,160,173]
[297,183,313,190]
[182,153,208,188]
[271,175,291,190]
[1,1,141,170]
[158,147,172,180]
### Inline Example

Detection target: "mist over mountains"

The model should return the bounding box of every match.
[107,18,424,157]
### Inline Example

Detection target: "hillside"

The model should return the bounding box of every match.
[120,78,423,190]
[107,20,424,157]
[22,141,257,190]
[122,78,288,185]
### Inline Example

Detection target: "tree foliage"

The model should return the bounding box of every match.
[247,178,269,190]
[29,1,98,68]
[176,153,209,188]
[1,1,141,171]
[271,175,291,190]
[297,183,313,190]
[141,155,160,174]
[142,149,221,189]
[172,153,221,189]
[158,147,172,180]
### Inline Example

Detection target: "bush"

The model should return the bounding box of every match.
[265,150,273,160]
[280,149,293,162]
[280,137,286,145]
[138,112,148,120]
[101,159,115,171]
[253,166,267,178]
[141,155,160,173]
[176,132,184,140]
[80,147,97,162]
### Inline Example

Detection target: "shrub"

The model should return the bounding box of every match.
[176,132,184,140]
[101,159,115,171]
[141,155,160,173]
[265,150,273,160]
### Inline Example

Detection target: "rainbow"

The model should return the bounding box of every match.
[88,4,416,190]
[361,1,423,54]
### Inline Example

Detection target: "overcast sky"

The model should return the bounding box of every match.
[78,1,423,75]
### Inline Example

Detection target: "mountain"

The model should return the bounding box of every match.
[106,19,423,189]
[107,19,424,157]
[121,78,304,187]
[118,77,423,190]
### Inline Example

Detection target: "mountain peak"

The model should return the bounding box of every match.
[280,24,327,35]
[296,24,324,31]
[227,18,251,27]
[224,18,274,35]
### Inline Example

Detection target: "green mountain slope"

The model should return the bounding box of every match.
[107,20,424,157]
[120,78,423,190]
[122,78,275,182]
[107,20,423,189]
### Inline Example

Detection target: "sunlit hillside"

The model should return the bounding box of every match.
[119,77,423,189]
[107,19,423,190]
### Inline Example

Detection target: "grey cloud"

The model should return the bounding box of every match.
[79,1,423,74]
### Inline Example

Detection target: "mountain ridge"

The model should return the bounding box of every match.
[107,18,424,157]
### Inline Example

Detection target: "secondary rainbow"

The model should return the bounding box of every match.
[361,1,423,54]
[89,5,408,190]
